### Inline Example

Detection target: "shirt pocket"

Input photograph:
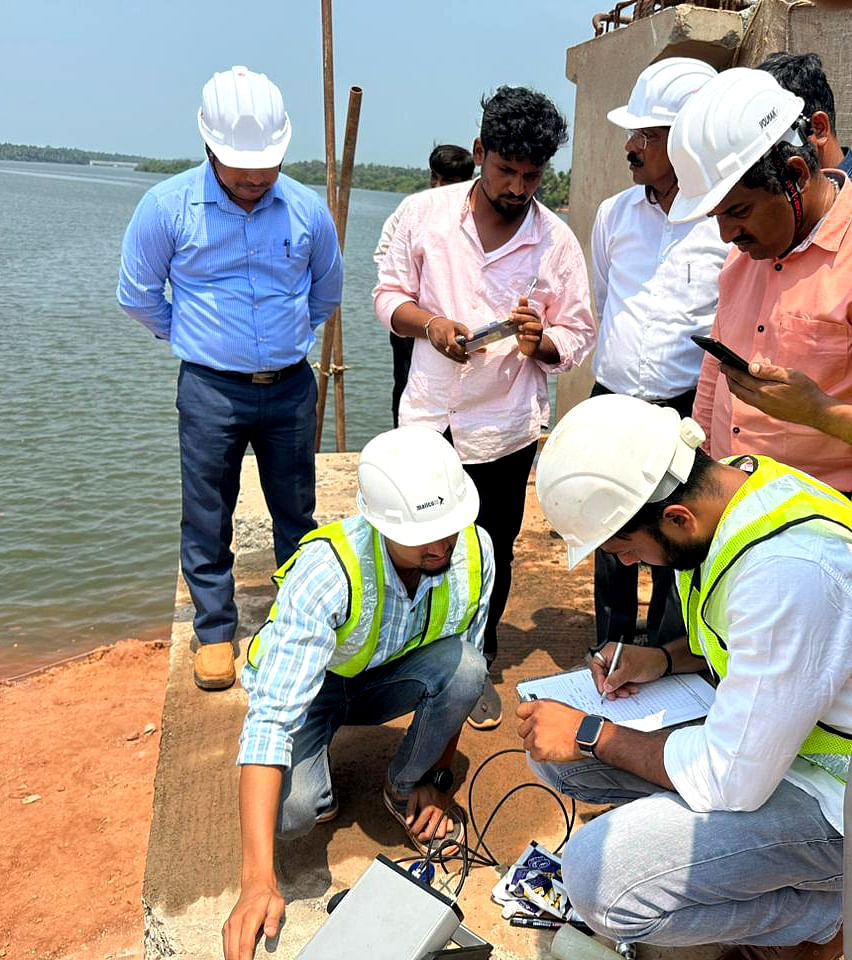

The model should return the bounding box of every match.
[269,236,311,294]
[771,311,850,390]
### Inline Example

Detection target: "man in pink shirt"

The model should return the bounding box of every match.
[667,68,852,492]
[373,86,595,728]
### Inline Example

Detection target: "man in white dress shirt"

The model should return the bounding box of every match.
[590,58,729,654]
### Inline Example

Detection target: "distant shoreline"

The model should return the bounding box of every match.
[0,142,571,207]
[0,143,430,194]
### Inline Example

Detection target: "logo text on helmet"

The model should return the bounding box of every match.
[416,496,445,511]
[759,108,778,130]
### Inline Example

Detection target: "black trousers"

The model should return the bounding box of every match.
[451,436,538,666]
[390,332,414,428]
[590,382,695,649]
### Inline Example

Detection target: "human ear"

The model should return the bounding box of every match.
[809,111,832,148]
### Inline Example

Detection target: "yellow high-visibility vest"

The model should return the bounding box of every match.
[247,515,484,678]
[677,455,851,781]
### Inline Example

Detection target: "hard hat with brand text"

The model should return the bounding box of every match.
[356,426,480,546]
[607,57,718,130]
[198,65,292,169]
[536,395,705,570]
[668,67,805,223]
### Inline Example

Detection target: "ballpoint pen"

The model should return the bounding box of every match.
[600,641,624,704]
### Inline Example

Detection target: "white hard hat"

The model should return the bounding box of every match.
[607,57,718,130]
[668,67,805,223]
[198,65,292,169]
[356,426,480,547]
[536,395,705,570]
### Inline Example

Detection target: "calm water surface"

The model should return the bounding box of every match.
[0,161,402,677]
[1,161,562,677]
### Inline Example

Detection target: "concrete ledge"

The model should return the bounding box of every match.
[143,454,724,960]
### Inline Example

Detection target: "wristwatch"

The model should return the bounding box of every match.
[422,768,454,793]
[575,714,606,759]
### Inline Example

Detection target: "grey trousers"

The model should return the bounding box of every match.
[531,757,843,947]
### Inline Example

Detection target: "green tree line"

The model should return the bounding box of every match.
[0,142,570,208]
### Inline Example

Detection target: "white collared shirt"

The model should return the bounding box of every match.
[664,523,852,833]
[592,185,729,399]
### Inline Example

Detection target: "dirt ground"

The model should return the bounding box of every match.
[0,639,170,960]
[0,482,646,960]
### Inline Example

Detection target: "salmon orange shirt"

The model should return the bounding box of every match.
[693,173,852,491]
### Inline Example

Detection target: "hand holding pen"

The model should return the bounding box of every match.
[590,642,666,700]
[590,642,639,701]
[599,642,623,704]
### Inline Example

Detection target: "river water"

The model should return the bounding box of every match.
[0,161,408,677]
[1,160,561,678]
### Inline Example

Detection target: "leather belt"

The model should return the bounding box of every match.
[186,361,304,385]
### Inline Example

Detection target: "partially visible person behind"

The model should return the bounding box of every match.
[590,57,727,654]
[667,67,852,493]
[222,426,493,958]
[118,66,343,692]
[374,86,595,729]
[759,52,852,177]
[524,393,850,960]
[374,145,475,427]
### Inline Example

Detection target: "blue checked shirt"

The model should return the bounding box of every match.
[117,161,342,371]
[238,520,494,769]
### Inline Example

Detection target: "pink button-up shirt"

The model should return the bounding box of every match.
[373,180,595,463]
[693,173,852,491]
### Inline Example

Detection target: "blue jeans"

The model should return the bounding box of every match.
[275,637,486,837]
[530,757,843,947]
[176,360,317,646]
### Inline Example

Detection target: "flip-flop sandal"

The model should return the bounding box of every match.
[382,786,465,857]
[466,674,502,729]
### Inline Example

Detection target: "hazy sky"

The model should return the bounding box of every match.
[2,0,606,171]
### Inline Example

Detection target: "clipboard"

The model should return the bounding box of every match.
[516,667,715,731]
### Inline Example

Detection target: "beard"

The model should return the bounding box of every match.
[480,182,530,222]
[417,556,452,575]
[651,527,711,571]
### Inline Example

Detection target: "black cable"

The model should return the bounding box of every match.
[393,747,576,902]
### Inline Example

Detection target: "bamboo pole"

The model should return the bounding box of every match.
[335,86,362,250]
[329,86,363,451]
[320,0,337,221]
[315,0,338,451]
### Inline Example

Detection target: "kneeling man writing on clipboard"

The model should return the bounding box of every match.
[519,393,850,960]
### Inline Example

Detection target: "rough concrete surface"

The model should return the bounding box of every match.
[144,454,725,960]
[556,3,744,423]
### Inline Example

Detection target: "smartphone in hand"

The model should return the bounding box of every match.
[691,335,750,373]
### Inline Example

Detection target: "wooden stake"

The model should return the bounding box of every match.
[315,0,338,451]
[329,86,363,451]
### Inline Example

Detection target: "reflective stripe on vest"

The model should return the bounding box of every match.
[247,519,483,678]
[677,456,851,777]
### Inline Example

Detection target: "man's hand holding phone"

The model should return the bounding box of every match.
[426,314,470,364]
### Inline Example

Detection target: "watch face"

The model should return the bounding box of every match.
[431,768,454,793]
[576,714,605,750]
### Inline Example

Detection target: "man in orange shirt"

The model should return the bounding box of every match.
[667,67,852,490]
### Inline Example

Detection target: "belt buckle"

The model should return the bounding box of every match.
[251,371,277,385]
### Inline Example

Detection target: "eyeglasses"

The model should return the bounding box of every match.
[625,130,663,150]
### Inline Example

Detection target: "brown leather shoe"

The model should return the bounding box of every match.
[193,642,236,691]
[719,927,843,960]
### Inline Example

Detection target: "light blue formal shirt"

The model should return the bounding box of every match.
[238,519,494,769]
[117,161,343,372]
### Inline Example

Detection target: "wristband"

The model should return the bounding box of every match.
[659,645,674,678]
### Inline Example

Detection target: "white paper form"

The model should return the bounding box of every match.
[516,669,715,731]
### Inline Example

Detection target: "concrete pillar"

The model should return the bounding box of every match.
[557,4,745,421]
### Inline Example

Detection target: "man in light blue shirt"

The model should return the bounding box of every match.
[222,427,493,957]
[117,66,342,691]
